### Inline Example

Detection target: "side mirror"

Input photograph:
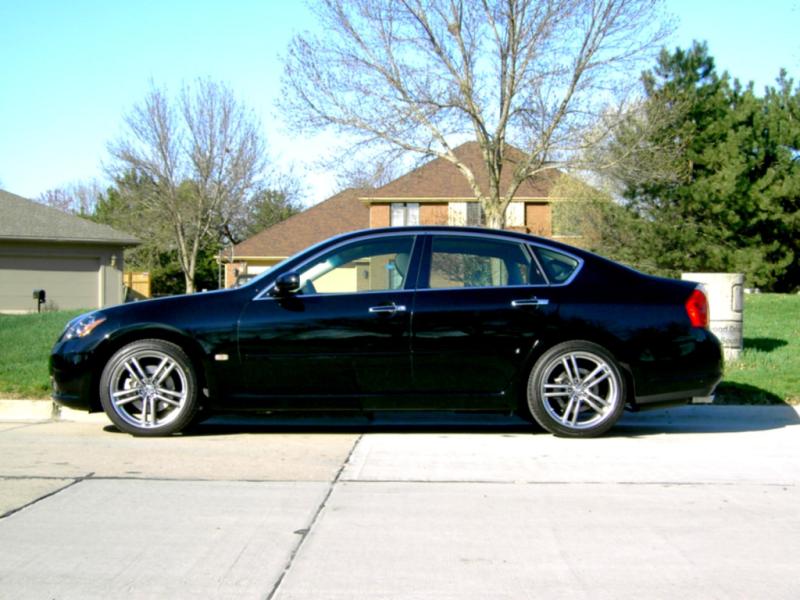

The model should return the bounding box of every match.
[271,272,301,296]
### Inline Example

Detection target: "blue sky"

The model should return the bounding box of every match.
[1,0,798,205]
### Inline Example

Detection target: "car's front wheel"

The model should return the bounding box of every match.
[99,339,198,436]
[527,341,625,438]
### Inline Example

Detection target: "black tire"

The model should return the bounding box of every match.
[99,339,199,436]
[527,341,625,438]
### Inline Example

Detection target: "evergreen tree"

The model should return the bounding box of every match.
[596,42,800,291]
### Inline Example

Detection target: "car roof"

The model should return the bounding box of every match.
[327,225,591,257]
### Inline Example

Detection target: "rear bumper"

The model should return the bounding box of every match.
[629,329,723,411]
[631,367,722,411]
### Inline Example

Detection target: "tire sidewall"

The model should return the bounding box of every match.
[527,341,625,438]
[99,339,198,436]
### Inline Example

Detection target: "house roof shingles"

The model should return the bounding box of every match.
[232,188,369,258]
[0,189,139,245]
[364,141,560,200]
[232,142,561,259]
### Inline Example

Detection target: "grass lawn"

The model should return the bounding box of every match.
[0,295,798,403]
[0,309,84,398]
[715,293,800,404]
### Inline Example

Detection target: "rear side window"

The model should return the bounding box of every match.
[428,235,546,288]
[532,246,581,284]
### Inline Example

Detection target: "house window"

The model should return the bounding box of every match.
[449,202,524,227]
[448,202,484,226]
[505,203,524,227]
[466,202,483,226]
[390,203,419,226]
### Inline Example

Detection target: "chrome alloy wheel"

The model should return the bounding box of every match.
[539,351,620,431]
[106,350,189,430]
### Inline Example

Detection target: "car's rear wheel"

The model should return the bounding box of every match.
[527,341,625,438]
[99,339,198,436]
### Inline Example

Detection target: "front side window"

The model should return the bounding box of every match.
[428,235,546,289]
[390,203,420,226]
[296,236,414,295]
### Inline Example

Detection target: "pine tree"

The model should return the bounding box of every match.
[597,43,800,291]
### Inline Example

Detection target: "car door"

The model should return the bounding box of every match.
[410,233,555,409]
[234,233,419,409]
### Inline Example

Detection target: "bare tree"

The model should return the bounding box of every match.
[335,154,400,191]
[108,80,267,293]
[281,0,672,227]
[38,180,104,215]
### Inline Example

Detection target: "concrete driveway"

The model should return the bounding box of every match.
[1,406,799,599]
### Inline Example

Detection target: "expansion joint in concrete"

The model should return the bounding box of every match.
[0,472,95,520]
[265,433,363,600]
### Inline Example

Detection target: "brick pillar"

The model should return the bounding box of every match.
[525,203,552,237]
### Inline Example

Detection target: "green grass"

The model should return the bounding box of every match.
[0,310,85,398]
[0,296,798,403]
[716,294,800,404]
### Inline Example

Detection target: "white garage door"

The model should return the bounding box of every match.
[0,255,99,311]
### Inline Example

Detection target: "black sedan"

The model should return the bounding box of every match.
[50,226,722,438]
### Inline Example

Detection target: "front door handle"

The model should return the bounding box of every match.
[511,298,550,308]
[369,303,407,315]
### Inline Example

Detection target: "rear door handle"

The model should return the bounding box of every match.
[369,303,407,315]
[511,298,550,308]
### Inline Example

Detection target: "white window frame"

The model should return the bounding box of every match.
[390,202,420,226]
[505,202,525,227]
[448,202,467,226]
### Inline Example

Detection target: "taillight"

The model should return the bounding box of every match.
[685,288,709,329]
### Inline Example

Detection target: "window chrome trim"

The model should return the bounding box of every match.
[413,283,550,293]
[253,229,585,300]
[257,288,417,301]
[422,230,584,289]
[254,231,420,301]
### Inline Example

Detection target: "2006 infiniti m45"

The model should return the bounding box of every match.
[51,226,722,438]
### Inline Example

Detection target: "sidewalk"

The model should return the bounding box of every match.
[1,406,799,599]
[0,398,108,423]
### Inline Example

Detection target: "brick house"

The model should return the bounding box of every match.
[221,188,370,288]
[364,142,558,235]
[222,142,564,287]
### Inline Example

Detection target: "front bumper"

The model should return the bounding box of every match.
[49,341,98,412]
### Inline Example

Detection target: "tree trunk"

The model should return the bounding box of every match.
[483,200,506,229]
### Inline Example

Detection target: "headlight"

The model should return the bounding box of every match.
[64,314,107,340]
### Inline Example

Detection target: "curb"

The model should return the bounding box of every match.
[2,399,798,425]
[0,399,109,423]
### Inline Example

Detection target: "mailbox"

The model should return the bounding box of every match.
[681,273,744,361]
[33,289,46,312]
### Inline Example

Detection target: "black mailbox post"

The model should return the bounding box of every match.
[33,289,46,313]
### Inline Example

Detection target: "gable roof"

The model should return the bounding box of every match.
[0,189,139,245]
[232,188,369,258]
[363,141,560,200]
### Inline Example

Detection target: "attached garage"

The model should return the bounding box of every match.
[0,255,99,311]
[0,190,139,313]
